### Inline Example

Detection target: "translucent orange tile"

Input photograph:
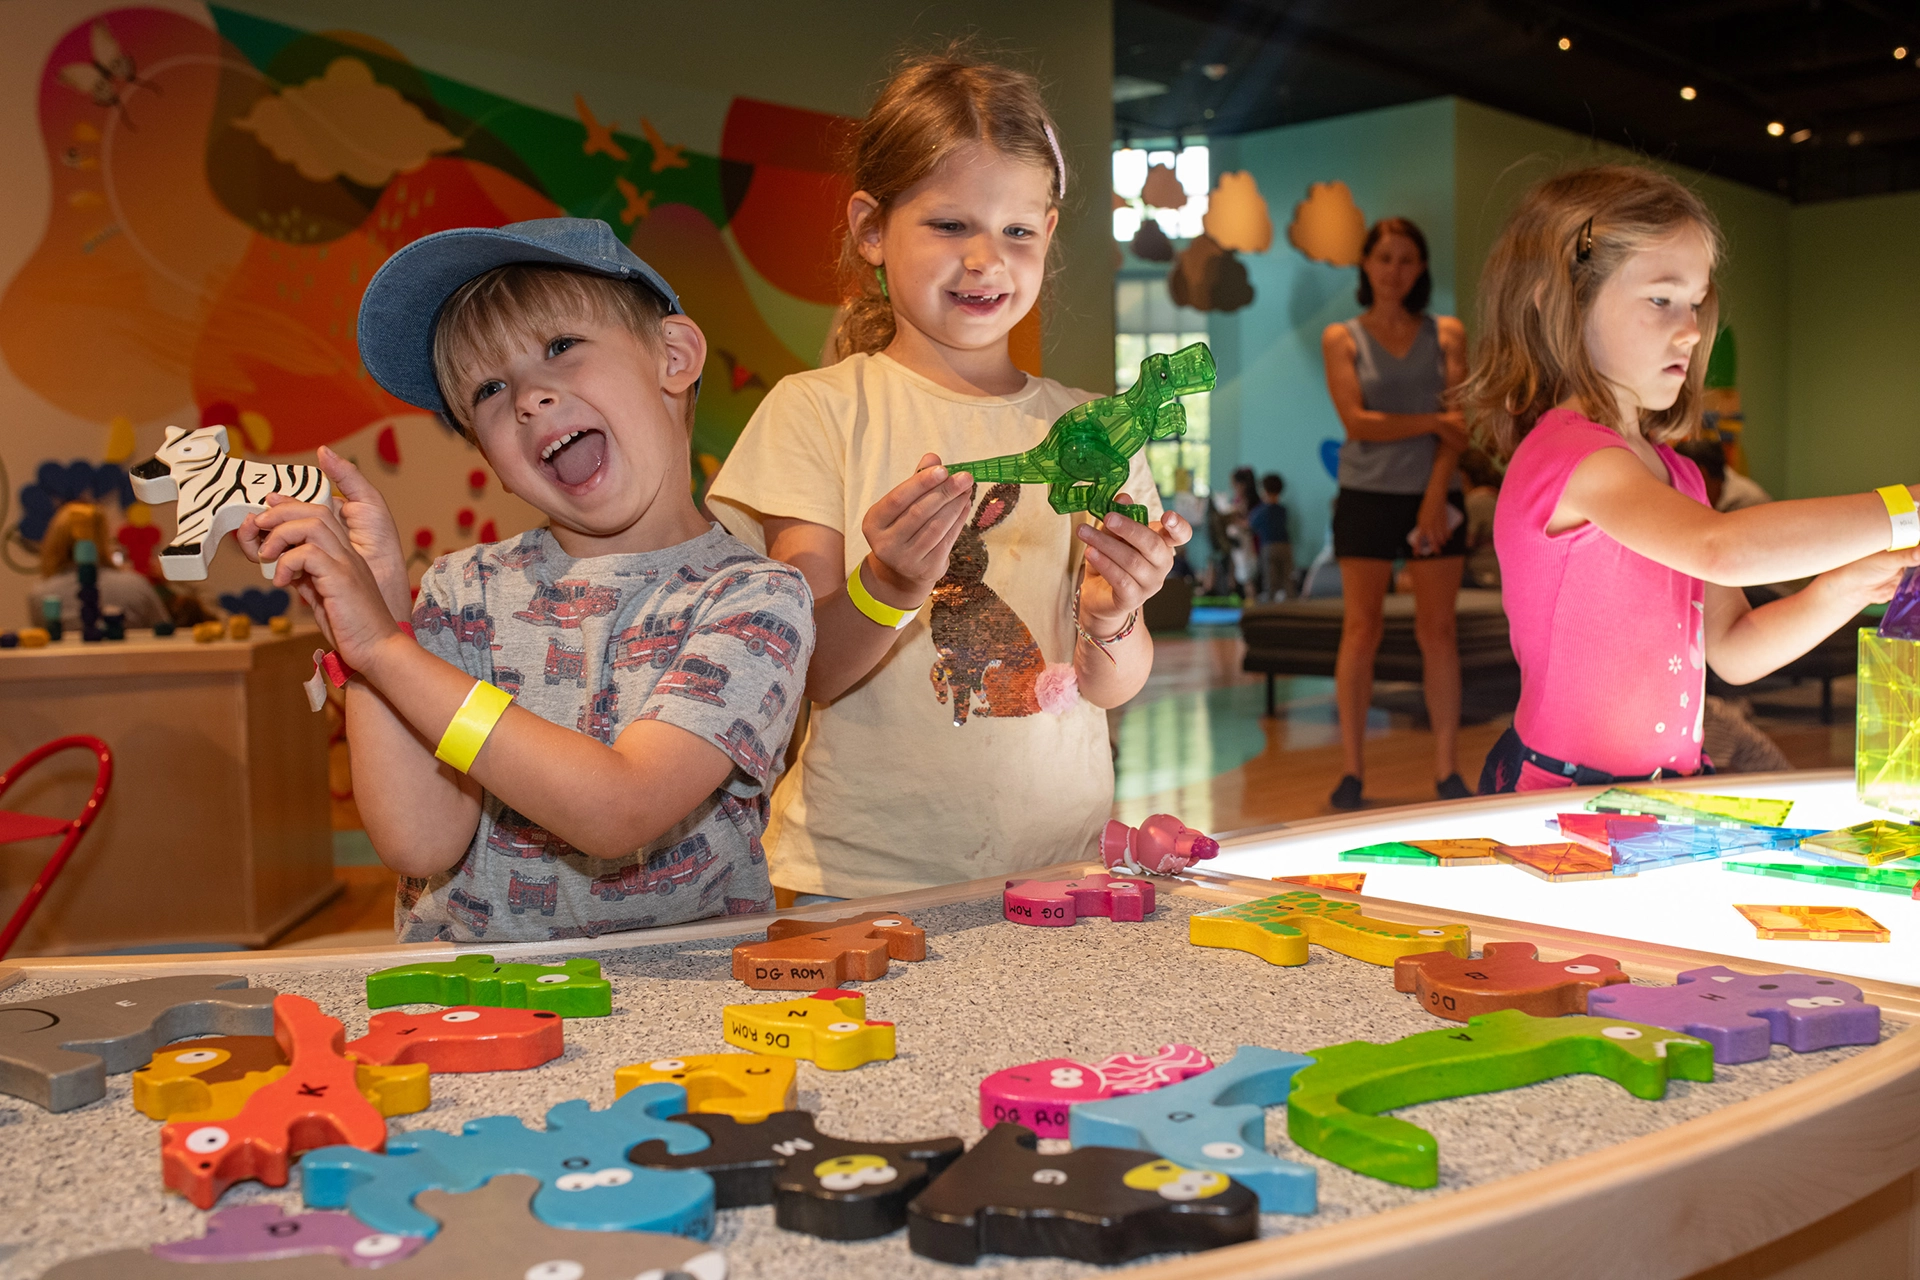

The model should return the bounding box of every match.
[1493,841,1622,883]
[1733,903,1890,942]
[1274,873,1367,893]
[1405,838,1502,865]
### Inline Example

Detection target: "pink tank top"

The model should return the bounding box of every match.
[1495,408,1708,785]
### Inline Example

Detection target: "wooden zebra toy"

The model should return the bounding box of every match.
[129,424,330,581]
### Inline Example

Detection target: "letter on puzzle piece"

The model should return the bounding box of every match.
[1194,890,1468,967]
[345,1007,564,1072]
[365,955,611,1017]
[1002,872,1155,927]
[731,912,927,989]
[613,1052,796,1121]
[721,988,895,1070]
[1586,965,1881,1063]
[1393,942,1629,1021]
[980,1043,1214,1137]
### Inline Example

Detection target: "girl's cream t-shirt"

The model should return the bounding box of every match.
[707,352,1161,898]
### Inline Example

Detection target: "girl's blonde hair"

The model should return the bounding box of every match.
[834,49,1066,360]
[39,502,111,577]
[1461,165,1724,455]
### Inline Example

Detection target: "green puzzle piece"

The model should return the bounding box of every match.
[366,955,612,1017]
[1337,842,1438,866]
[1287,1008,1713,1188]
[1587,787,1794,829]
[1726,860,1920,896]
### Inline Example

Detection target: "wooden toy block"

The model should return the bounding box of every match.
[1726,860,1920,896]
[1587,786,1795,828]
[1587,965,1881,1063]
[721,988,895,1070]
[1493,841,1624,882]
[1800,820,1920,867]
[1188,897,1308,966]
[1099,814,1219,875]
[302,1082,715,1238]
[905,1122,1258,1265]
[730,911,926,989]
[1288,1008,1713,1187]
[147,1203,428,1267]
[613,1052,796,1121]
[1555,812,1657,853]
[628,1109,965,1241]
[365,955,611,1016]
[1002,872,1154,926]
[1197,890,1469,967]
[17,626,48,648]
[130,424,330,582]
[345,1007,563,1072]
[191,620,223,643]
[1069,1045,1318,1213]
[1274,873,1366,893]
[1611,823,1776,872]
[980,1043,1214,1137]
[1392,942,1629,1021]
[0,975,276,1112]
[134,1035,429,1121]
[1338,841,1435,866]
[1733,903,1890,941]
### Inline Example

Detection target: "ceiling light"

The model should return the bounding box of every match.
[1557,36,1571,51]
[1848,130,1866,146]
[1766,121,1785,136]
[1896,46,1910,60]
[1202,63,1228,81]
[1679,86,1697,100]
[1790,128,1812,143]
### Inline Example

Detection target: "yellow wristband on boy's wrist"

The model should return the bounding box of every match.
[846,559,920,630]
[434,680,513,773]
[1878,485,1920,551]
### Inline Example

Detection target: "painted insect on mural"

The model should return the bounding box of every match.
[55,19,157,129]
[129,425,330,581]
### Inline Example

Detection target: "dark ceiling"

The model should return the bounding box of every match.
[1114,0,1920,203]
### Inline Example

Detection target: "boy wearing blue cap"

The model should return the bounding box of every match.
[244,218,815,942]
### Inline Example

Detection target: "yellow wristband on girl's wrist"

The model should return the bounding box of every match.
[434,680,513,773]
[1878,485,1920,551]
[846,559,919,630]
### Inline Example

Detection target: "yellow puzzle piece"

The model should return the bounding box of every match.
[613,1052,798,1121]
[722,988,896,1071]
[132,1034,430,1120]
[1196,891,1469,967]
[1189,897,1310,966]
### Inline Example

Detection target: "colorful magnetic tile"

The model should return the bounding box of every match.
[979,1043,1213,1137]
[613,1053,797,1121]
[1751,826,1834,850]
[1726,860,1920,896]
[721,988,895,1070]
[1554,812,1658,854]
[1404,838,1503,865]
[1587,786,1795,828]
[1733,904,1890,942]
[1610,823,1775,872]
[1800,820,1920,868]
[1858,630,1920,820]
[1338,841,1435,866]
[134,1035,428,1121]
[1392,941,1629,1021]
[1587,965,1880,1063]
[1274,873,1367,893]
[345,1007,563,1073]
[1193,891,1469,967]
[1002,873,1154,926]
[731,912,926,989]
[365,956,611,1017]
[1493,841,1624,882]
[147,1204,428,1268]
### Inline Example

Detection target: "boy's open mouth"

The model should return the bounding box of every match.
[949,290,1008,315]
[539,429,607,487]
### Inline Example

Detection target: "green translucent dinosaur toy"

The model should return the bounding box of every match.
[948,341,1215,525]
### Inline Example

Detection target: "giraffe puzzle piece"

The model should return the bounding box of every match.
[1586,965,1881,1063]
[1393,942,1630,1021]
[0,974,277,1112]
[721,988,895,1070]
[1099,815,1219,875]
[1069,1044,1318,1213]
[628,1109,966,1241]
[1194,890,1469,967]
[301,1082,715,1239]
[980,1043,1214,1137]
[365,955,611,1017]
[1002,872,1154,927]
[731,911,926,989]
[1288,1008,1714,1187]
[906,1122,1258,1265]
[130,424,330,582]
[134,1035,428,1120]
[613,1052,796,1121]
[148,1204,427,1268]
[345,1007,564,1072]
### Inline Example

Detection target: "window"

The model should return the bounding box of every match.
[1115,279,1209,497]
[1112,143,1210,242]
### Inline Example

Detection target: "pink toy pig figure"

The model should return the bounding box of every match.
[1100,815,1220,876]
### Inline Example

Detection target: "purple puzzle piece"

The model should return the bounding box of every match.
[149,1204,427,1268]
[1879,566,1920,640]
[1586,965,1880,1064]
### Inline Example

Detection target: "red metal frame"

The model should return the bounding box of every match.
[0,735,113,959]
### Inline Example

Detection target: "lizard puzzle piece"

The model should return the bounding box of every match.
[730,911,926,989]
[1002,872,1154,926]
[1587,786,1795,828]
[906,1122,1258,1265]
[1099,815,1220,875]
[979,1043,1214,1137]
[1195,890,1469,967]
[947,343,1215,525]
[0,974,277,1112]
[1393,942,1629,1021]
[1288,1009,1714,1187]
[1587,965,1880,1063]
[628,1109,966,1240]
[1610,823,1776,872]
[148,1204,427,1268]
[1726,859,1920,896]
[613,1052,796,1120]
[301,1082,715,1238]
[134,1035,428,1120]
[1554,812,1658,853]
[129,424,331,582]
[1188,896,1308,966]
[1732,903,1890,941]
[1274,873,1366,892]
[345,1007,563,1072]
[722,988,895,1070]
[1800,820,1920,867]
[365,955,611,1016]
[1069,1044,1318,1213]
[1493,841,1624,882]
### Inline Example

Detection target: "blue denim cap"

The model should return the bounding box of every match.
[357,217,684,415]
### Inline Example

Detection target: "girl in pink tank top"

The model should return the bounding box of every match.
[1461,166,1920,792]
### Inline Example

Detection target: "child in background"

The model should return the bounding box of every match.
[1466,166,1919,791]
[1248,473,1293,601]
[708,53,1188,898]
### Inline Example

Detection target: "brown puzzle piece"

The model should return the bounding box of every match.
[1393,941,1631,1021]
[732,912,927,989]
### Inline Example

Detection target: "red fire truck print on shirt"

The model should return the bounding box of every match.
[515,580,622,628]
[590,833,718,901]
[929,483,1045,726]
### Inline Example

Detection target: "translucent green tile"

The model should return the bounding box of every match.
[1338,842,1439,866]
[1587,786,1794,828]
[1726,860,1920,896]
[1857,630,1920,820]
[1800,819,1920,868]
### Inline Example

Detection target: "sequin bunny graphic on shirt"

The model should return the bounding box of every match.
[929,483,1045,726]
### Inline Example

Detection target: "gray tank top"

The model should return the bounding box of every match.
[1336,314,1455,495]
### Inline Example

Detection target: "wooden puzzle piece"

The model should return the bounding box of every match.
[628,1109,966,1240]
[1393,942,1629,1021]
[345,1007,563,1072]
[1800,820,1920,867]
[721,988,895,1070]
[730,911,926,989]
[906,1122,1258,1265]
[1610,823,1776,872]
[1069,1044,1318,1213]
[1588,786,1795,828]
[1274,873,1366,892]
[1725,860,1920,896]
[980,1043,1214,1137]
[1587,964,1880,1063]
[1733,903,1890,941]
[147,1204,427,1268]
[1188,897,1308,966]
[365,955,611,1017]
[1002,872,1154,926]
[1099,814,1219,875]
[301,1083,715,1239]
[1493,841,1623,882]
[613,1052,796,1121]
[1197,890,1469,967]
[1554,812,1657,853]
[1288,1008,1713,1187]
[134,1036,427,1121]
[0,975,277,1112]
[129,425,331,582]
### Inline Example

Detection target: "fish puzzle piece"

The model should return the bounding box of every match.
[134,1035,427,1120]
[721,988,894,1070]
[148,1204,427,1268]
[1288,1008,1714,1187]
[628,1109,966,1240]
[1494,841,1624,882]
[1554,812,1658,853]
[980,1043,1214,1137]
[1726,860,1920,896]
[1275,873,1366,892]
[1800,820,1920,867]
[345,1007,563,1072]
[1002,872,1154,926]
[613,1052,796,1121]
[1588,786,1795,828]
[1610,823,1776,872]
[302,1082,715,1239]
[0,975,277,1112]
[1733,903,1890,941]
[1099,814,1220,875]
[365,956,611,1016]
[1393,942,1629,1021]
[730,911,926,989]
[1194,891,1469,967]
[1069,1044,1318,1213]
[906,1122,1258,1266]
[1587,965,1880,1063]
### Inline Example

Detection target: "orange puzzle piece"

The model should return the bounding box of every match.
[731,912,927,990]
[1393,941,1630,1021]
[1274,874,1367,893]
[1494,842,1626,883]
[345,1006,564,1073]
[1734,904,1890,942]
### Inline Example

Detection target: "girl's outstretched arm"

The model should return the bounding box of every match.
[1705,549,1920,685]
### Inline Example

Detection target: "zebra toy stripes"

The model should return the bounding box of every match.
[130,424,330,581]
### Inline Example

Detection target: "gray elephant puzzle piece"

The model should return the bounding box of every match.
[0,975,277,1111]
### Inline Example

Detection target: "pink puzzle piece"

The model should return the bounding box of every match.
[1099,815,1220,876]
[1586,965,1881,1063]
[150,1204,426,1268]
[1003,873,1155,927]
[980,1044,1214,1137]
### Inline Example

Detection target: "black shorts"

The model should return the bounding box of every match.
[1331,487,1468,561]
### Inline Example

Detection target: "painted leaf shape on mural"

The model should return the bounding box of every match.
[1203,171,1273,254]
[1288,180,1367,267]
[1141,163,1188,210]
[232,56,462,187]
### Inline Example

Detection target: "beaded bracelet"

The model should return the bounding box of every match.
[1071,570,1138,665]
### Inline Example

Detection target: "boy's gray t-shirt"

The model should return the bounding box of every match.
[395,524,814,943]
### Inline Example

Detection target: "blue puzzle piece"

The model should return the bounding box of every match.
[1610,823,1774,872]
[302,1083,716,1238]
[1067,1044,1317,1214]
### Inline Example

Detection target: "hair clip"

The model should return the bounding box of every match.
[1042,123,1067,200]
[1575,216,1595,263]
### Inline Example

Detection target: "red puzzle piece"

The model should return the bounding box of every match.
[1393,941,1631,1021]
[161,994,387,1208]
[344,1006,564,1072]
[1003,873,1155,927]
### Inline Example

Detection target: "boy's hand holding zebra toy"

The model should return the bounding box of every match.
[131,424,331,582]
